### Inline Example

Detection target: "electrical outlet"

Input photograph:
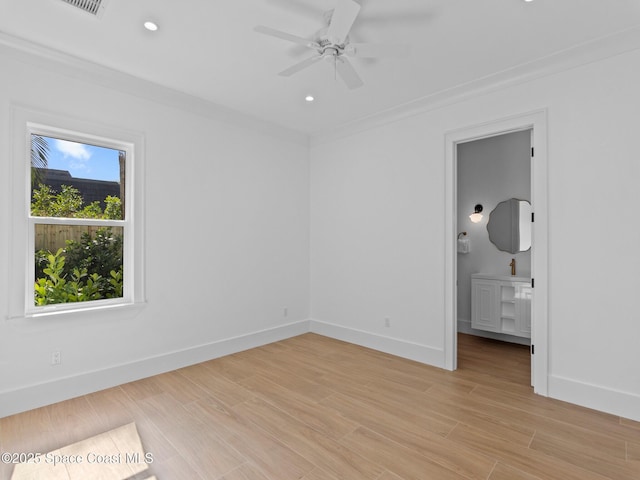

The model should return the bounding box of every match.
[51,351,61,366]
[283,307,288,317]
[384,317,391,328]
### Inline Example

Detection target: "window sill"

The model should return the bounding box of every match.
[8,300,148,322]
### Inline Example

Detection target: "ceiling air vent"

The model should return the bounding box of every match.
[59,0,109,17]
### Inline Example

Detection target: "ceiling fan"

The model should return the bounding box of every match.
[254,0,410,90]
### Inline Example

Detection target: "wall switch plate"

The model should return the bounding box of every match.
[384,318,391,328]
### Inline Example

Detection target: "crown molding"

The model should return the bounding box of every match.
[4,24,640,150]
[0,31,309,147]
[309,25,640,146]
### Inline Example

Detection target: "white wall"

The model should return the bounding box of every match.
[310,48,640,421]
[310,120,448,365]
[2,37,640,423]
[0,44,310,417]
[457,130,531,341]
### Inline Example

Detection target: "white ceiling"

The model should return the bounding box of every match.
[2,0,640,135]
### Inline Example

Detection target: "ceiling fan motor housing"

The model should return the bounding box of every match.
[315,33,348,57]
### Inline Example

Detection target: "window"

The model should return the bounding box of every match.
[30,130,127,311]
[9,108,145,319]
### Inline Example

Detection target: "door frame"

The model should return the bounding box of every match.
[444,110,549,395]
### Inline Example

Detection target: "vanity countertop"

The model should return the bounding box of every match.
[472,273,531,283]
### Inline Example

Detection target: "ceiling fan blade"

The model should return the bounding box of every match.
[254,25,319,49]
[346,43,410,58]
[327,0,361,45]
[335,57,364,89]
[278,55,323,77]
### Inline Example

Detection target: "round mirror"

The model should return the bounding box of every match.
[487,198,532,253]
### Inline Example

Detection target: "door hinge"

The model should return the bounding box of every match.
[531,344,535,355]
[531,212,534,222]
[531,147,534,157]
[531,278,535,288]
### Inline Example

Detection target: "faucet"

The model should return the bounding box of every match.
[509,258,516,276]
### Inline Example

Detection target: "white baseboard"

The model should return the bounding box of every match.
[309,319,445,367]
[6,318,637,424]
[548,374,640,422]
[0,319,310,418]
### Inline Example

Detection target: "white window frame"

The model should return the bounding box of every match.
[9,107,145,319]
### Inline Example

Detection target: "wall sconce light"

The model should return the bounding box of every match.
[469,204,483,223]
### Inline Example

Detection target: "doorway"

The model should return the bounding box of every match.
[456,129,532,386]
[444,111,548,396]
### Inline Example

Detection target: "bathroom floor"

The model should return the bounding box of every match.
[457,333,531,387]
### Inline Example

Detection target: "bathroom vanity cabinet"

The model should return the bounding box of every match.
[471,274,531,338]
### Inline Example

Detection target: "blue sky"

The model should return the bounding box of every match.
[42,135,121,182]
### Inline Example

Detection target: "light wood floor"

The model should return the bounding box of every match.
[1,333,639,479]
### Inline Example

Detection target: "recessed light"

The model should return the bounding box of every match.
[305,95,315,102]
[144,21,158,31]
